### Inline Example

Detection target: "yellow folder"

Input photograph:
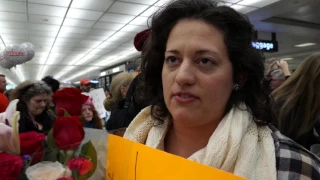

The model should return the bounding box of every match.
[106,134,246,180]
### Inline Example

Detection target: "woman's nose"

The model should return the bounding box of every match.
[175,60,196,86]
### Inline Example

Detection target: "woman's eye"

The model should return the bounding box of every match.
[198,58,215,66]
[165,56,179,64]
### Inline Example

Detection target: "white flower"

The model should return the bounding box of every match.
[26,161,71,180]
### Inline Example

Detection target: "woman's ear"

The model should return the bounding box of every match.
[120,85,125,92]
[120,86,126,97]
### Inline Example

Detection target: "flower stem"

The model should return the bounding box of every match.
[64,150,75,165]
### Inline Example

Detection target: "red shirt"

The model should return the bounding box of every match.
[0,93,9,113]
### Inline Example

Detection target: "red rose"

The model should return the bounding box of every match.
[19,131,46,164]
[53,116,84,150]
[57,178,74,180]
[67,158,93,175]
[53,88,89,116]
[0,152,23,180]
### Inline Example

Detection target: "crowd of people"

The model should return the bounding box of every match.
[0,0,319,179]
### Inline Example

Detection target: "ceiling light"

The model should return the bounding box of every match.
[5,77,15,86]
[237,0,262,6]
[54,66,76,80]
[100,72,106,76]
[294,43,316,47]
[14,67,25,82]
[281,58,293,61]
[64,66,100,81]
[112,67,120,73]
[37,65,49,80]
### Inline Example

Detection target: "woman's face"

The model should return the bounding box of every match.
[26,94,49,116]
[82,104,93,122]
[162,19,234,127]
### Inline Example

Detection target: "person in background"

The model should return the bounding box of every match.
[80,78,91,93]
[263,59,291,93]
[80,97,103,129]
[0,74,9,113]
[123,0,320,179]
[104,87,110,97]
[272,52,320,149]
[111,29,152,134]
[0,80,54,134]
[42,76,60,112]
[104,72,136,131]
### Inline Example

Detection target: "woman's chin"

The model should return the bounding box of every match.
[171,110,198,123]
[85,119,93,122]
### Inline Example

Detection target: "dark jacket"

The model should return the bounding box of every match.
[18,109,55,135]
[106,74,149,131]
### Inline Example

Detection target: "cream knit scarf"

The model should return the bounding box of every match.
[124,105,277,180]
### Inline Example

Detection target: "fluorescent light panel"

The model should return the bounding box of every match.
[294,43,316,47]
[100,72,106,76]
[281,58,293,61]
[54,66,76,80]
[5,77,15,85]
[64,66,100,81]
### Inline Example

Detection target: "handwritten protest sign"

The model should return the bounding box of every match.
[106,134,246,180]
[88,88,107,118]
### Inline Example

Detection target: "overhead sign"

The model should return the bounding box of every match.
[252,40,278,52]
[106,134,246,180]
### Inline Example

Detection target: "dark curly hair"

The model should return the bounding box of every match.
[141,0,272,125]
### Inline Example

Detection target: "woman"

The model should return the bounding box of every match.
[272,52,320,149]
[123,0,320,179]
[104,72,136,131]
[1,80,54,134]
[80,97,103,129]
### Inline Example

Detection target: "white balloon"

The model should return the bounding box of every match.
[5,44,28,65]
[21,42,35,60]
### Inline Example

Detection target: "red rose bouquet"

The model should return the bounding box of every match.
[19,131,46,164]
[0,88,98,180]
[0,152,23,180]
[53,116,85,150]
[53,88,89,116]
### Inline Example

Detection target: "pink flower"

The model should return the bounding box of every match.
[67,158,93,175]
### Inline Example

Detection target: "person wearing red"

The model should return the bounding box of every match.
[0,74,9,113]
[80,78,91,93]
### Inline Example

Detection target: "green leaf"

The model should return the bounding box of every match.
[42,148,58,162]
[64,150,76,166]
[79,141,97,180]
[63,109,71,117]
[42,128,58,162]
[46,129,57,149]
[59,150,66,165]
[72,170,80,180]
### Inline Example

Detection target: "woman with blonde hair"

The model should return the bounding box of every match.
[272,52,320,149]
[104,72,136,131]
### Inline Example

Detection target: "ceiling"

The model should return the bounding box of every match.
[0,0,318,86]
[247,0,320,70]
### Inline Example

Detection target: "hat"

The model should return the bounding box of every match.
[80,78,90,85]
[134,29,151,52]
[83,96,94,107]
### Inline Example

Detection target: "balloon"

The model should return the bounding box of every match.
[0,42,35,69]
[21,42,35,61]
